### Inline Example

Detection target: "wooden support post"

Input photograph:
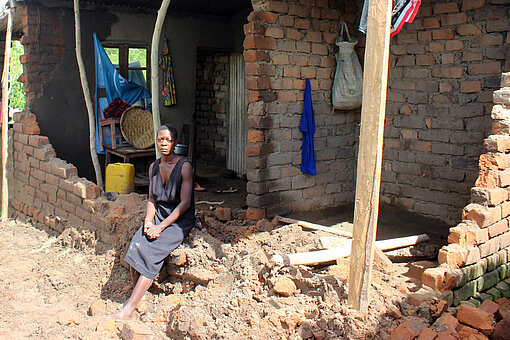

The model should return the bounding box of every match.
[348,0,392,312]
[150,0,171,158]
[1,7,13,221]
[73,0,103,188]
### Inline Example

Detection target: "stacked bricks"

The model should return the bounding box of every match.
[17,4,65,104]
[195,53,229,166]
[381,0,509,223]
[422,73,510,306]
[9,111,147,250]
[244,0,363,218]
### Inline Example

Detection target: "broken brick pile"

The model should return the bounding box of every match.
[382,0,510,224]
[418,73,510,305]
[390,297,510,340]
[9,111,147,251]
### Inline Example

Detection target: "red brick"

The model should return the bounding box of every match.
[390,318,426,340]
[13,112,36,124]
[433,29,454,40]
[456,305,494,335]
[288,4,309,17]
[417,327,437,340]
[428,42,444,53]
[247,130,264,143]
[283,67,300,78]
[442,13,468,26]
[244,50,270,63]
[462,203,501,228]
[245,63,275,76]
[266,1,288,13]
[416,55,435,66]
[422,267,449,292]
[243,36,276,50]
[323,32,336,44]
[445,40,464,51]
[301,67,316,79]
[294,18,310,30]
[484,135,510,153]
[435,313,459,330]
[272,78,293,89]
[293,79,305,90]
[462,0,486,11]
[457,325,487,339]
[272,54,289,65]
[432,67,463,78]
[279,15,294,27]
[479,299,500,316]
[460,81,482,93]
[22,124,40,135]
[292,55,309,66]
[462,51,483,62]
[33,147,56,161]
[246,77,270,90]
[247,11,278,24]
[265,27,283,39]
[457,24,481,36]
[406,261,436,281]
[468,62,501,75]
[423,17,440,29]
[215,207,232,221]
[243,22,265,35]
[435,3,460,15]
[488,218,509,237]
[311,43,328,55]
[246,208,266,220]
[277,91,297,102]
[287,28,304,40]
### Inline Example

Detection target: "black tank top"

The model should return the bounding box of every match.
[151,157,195,234]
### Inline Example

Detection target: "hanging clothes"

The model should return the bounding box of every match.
[359,0,421,37]
[159,40,177,106]
[300,79,317,176]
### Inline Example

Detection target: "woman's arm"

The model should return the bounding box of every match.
[144,163,157,229]
[145,161,193,238]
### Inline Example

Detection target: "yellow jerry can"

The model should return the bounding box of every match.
[105,163,135,194]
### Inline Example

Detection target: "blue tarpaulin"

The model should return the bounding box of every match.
[94,33,151,153]
[300,79,317,175]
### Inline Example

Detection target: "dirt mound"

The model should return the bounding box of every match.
[0,213,432,339]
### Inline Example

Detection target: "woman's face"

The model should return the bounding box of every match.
[157,129,176,156]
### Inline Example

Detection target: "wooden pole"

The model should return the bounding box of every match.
[151,0,171,158]
[73,0,103,188]
[348,0,392,312]
[1,7,13,222]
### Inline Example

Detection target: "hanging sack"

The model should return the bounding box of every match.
[332,22,363,110]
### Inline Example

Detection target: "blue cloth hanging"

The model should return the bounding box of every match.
[300,79,317,175]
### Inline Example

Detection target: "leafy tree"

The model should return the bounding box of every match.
[8,40,25,111]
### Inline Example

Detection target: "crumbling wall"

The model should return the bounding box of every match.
[244,0,363,219]
[381,0,510,224]
[421,73,510,305]
[195,52,229,166]
[9,111,147,252]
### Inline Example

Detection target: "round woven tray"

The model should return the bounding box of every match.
[120,106,155,149]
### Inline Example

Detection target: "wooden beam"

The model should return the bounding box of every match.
[1,7,13,221]
[276,216,353,238]
[73,0,103,188]
[348,0,392,312]
[150,0,171,158]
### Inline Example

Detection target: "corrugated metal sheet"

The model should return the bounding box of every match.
[227,53,247,175]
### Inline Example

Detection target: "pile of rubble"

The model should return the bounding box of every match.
[389,297,510,339]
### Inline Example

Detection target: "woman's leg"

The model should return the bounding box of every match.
[110,274,153,320]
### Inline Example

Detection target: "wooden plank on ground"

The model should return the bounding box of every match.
[348,0,393,312]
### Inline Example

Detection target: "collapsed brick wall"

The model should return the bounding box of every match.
[9,111,147,252]
[195,52,229,166]
[422,73,510,306]
[381,0,510,224]
[16,4,65,105]
[244,0,363,219]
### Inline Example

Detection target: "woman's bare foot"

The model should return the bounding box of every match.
[107,309,135,321]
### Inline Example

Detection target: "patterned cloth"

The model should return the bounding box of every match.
[103,97,130,119]
[159,40,177,106]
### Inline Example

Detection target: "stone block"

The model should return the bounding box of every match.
[477,270,500,291]
[495,281,510,298]
[453,280,477,306]
[487,287,502,300]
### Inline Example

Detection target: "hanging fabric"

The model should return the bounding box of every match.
[300,79,317,176]
[159,39,177,106]
[332,22,363,110]
[359,0,421,37]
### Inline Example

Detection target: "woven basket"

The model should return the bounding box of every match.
[120,106,155,149]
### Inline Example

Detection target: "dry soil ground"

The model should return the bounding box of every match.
[0,213,442,339]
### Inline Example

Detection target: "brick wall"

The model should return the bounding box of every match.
[16,4,65,105]
[422,73,510,305]
[9,111,147,252]
[195,52,229,166]
[381,0,510,224]
[244,0,363,219]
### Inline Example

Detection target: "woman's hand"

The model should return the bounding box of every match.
[144,221,153,233]
[145,223,165,239]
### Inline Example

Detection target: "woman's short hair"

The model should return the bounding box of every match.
[157,124,178,141]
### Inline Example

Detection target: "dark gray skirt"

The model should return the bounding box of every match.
[124,224,184,280]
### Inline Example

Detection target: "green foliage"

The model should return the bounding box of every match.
[8,40,25,110]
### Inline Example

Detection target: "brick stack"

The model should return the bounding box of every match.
[9,111,147,250]
[16,4,65,104]
[422,73,510,306]
[195,53,229,165]
[382,0,509,224]
[244,0,362,218]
